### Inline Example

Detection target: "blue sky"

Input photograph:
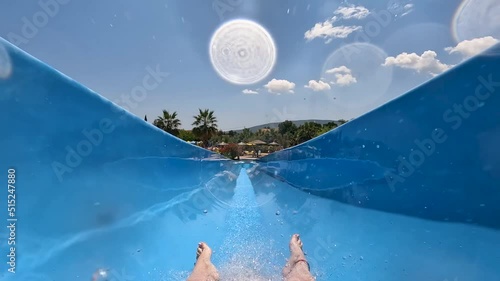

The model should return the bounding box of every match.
[1,0,499,130]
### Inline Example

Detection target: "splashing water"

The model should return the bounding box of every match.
[215,168,283,280]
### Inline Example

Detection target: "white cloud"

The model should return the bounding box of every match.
[325,66,357,86]
[401,4,414,17]
[382,50,452,76]
[334,5,370,20]
[445,36,499,58]
[264,79,295,94]
[334,73,357,86]
[305,80,331,91]
[326,65,352,74]
[304,19,361,43]
[242,89,258,95]
[304,5,369,43]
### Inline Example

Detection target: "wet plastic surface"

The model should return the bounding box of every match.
[1,38,499,280]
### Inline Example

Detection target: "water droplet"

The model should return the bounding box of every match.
[376,145,380,148]
[203,209,208,214]
[480,203,485,207]
[360,256,364,260]
[276,210,280,215]
[93,268,108,280]
[362,145,365,148]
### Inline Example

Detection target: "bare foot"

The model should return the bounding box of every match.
[283,234,315,281]
[187,242,220,281]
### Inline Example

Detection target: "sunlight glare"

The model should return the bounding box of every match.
[209,19,277,85]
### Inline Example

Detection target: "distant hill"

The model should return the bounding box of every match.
[232,119,342,133]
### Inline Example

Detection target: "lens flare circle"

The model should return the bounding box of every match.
[209,19,277,85]
[322,42,393,110]
[452,0,500,43]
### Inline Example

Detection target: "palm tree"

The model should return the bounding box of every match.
[153,110,181,136]
[192,109,218,147]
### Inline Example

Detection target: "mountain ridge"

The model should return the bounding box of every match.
[230,119,343,133]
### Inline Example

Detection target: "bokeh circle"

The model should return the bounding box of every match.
[321,42,393,111]
[209,19,277,85]
[453,0,500,43]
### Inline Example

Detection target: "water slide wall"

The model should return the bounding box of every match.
[0,38,499,280]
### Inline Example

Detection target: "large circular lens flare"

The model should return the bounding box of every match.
[209,19,277,85]
[452,0,500,43]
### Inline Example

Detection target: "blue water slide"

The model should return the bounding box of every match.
[0,37,499,281]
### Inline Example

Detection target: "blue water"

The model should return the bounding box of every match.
[1,39,500,280]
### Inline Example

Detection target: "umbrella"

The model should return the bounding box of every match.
[269,141,279,146]
[237,142,247,146]
[249,140,267,145]
[218,142,228,146]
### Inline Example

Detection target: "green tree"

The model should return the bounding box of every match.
[278,120,297,136]
[178,129,196,141]
[277,121,298,148]
[316,122,338,136]
[295,122,322,144]
[153,110,181,136]
[239,128,253,142]
[192,109,218,147]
